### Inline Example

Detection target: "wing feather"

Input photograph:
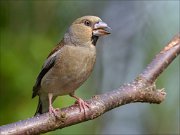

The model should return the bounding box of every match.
[32,55,56,98]
[32,41,64,98]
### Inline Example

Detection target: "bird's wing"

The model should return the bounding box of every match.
[32,55,56,98]
[32,42,64,98]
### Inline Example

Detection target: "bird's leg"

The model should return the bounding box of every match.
[48,93,59,116]
[69,93,90,114]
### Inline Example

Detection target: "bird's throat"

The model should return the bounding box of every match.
[91,36,99,46]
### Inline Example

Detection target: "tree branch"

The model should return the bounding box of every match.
[0,34,179,135]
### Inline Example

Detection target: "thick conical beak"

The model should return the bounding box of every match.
[93,21,111,36]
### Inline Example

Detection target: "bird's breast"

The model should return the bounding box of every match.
[41,45,96,96]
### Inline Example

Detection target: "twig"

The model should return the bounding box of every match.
[0,34,179,135]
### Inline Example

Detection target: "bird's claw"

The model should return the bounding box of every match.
[76,98,90,114]
[49,106,60,117]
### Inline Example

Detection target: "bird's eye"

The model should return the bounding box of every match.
[84,20,91,26]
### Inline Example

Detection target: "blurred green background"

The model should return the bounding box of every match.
[0,1,179,135]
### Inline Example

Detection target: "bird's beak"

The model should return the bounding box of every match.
[93,21,111,36]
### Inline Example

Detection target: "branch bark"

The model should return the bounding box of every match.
[0,34,179,135]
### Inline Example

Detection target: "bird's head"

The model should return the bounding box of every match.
[64,16,111,46]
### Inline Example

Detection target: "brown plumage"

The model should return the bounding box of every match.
[32,16,111,115]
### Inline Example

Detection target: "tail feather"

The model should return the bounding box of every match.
[34,96,50,116]
[34,98,43,116]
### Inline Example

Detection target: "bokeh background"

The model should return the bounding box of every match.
[0,1,179,135]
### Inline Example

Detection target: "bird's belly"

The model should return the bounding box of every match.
[40,46,96,96]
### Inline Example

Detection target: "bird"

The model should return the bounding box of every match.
[32,15,111,116]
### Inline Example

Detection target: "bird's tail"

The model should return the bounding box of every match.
[34,98,43,116]
[34,97,49,116]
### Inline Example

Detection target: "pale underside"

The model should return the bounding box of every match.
[40,44,96,97]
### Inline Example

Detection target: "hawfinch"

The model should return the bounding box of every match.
[32,16,111,115]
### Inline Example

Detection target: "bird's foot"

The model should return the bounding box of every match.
[69,93,90,116]
[49,106,60,117]
[76,98,90,114]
